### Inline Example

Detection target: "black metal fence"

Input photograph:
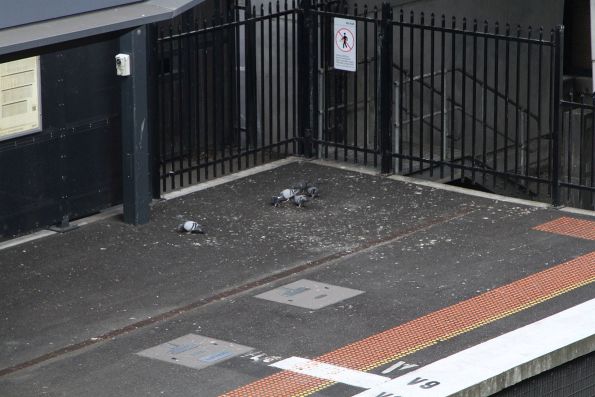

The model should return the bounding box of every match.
[560,94,595,209]
[156,1,299,192]
[155,1,595,210]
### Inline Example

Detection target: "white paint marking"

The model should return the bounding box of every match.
[353,298,595,396]
[271,356,391,389]
[381,361,419,374]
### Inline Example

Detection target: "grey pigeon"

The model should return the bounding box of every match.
[292,181,311,191]
[280,188,299,200]
[293,194,308,207]
[306,186,319,198]
[177,220,205,234]
[271,188,299,206]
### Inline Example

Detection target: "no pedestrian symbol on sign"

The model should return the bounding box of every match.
[334,18,356,72]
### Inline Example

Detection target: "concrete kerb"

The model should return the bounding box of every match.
[2,156,594,252]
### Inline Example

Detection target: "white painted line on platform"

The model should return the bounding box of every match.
[271,356,392,389]
[353,298,595,397]
[0,229,56,251]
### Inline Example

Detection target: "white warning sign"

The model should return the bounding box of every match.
[334,18,357,72]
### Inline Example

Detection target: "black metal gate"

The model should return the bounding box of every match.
[155,2,300,192]
[155,1,595,210]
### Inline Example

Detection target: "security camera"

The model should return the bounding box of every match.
[115,53,130,76]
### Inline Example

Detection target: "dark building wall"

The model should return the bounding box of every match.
[0,36,123,239]
[386,0,564,30]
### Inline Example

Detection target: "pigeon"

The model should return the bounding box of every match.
[292,181,311,191]
[271,188,300,206]
[305,186,319,198]
[177,220,205,234]
[293,194,308,207]
[280,188,299,200]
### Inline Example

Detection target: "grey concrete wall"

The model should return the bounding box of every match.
[0,0,141,30]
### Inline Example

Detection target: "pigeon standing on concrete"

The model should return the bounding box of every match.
[272,188,300,206]
[292,181,311,191]
[306,186,319,198]
[293,194,308,207]
[177,220,205,234]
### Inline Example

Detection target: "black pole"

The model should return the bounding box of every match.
[298,0,317,158]
[119,26,152,224]
[380,3,394,174]
[551,26,563,207]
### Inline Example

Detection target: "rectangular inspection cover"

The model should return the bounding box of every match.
[255,279,364,309]
[136,334,253,370]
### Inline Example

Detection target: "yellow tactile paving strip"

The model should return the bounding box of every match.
[221,251,595,397]
[533,216,595,241]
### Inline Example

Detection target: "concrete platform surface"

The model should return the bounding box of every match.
[0,159,594,397]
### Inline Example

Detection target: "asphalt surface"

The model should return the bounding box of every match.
[0,159,594,396]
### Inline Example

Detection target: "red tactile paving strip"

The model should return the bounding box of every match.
[221,252,595,397]
[533,217,595,241]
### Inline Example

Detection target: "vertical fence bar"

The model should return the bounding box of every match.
[440,15,446,178]
[460,18,467,180]
[471,19,477,182]
[225,9,233,174]
[398,10,404,172]
[233,7,240,172]
[268,2,274,159]
[352,5,358,163]
[194,20,206,182]
[525,27,533,183]
[515,25,521,181]
[292,1,297,154]
[409,11,414,173]
[567,94,573,201]
[364,5,370,166]
[185,26,193,183]
[492,22,499,188]
[551,26,563,207]
[430,13,436,176]
[419,13,425,170]
[535,28,544,193]
[579,95,585,187]
[373,6,379,167]
[245,1,256,169]
[482,20,488,185]
[284,0,289,155]
[380,3,394,173]
[322,4,329,159]
[276,1,281,158]
[503,24,510,188]
[188,21,199,183]
[260,4,266,163]
[450,17,456,181]
[202,19,209,180]
[177,24,185,186]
